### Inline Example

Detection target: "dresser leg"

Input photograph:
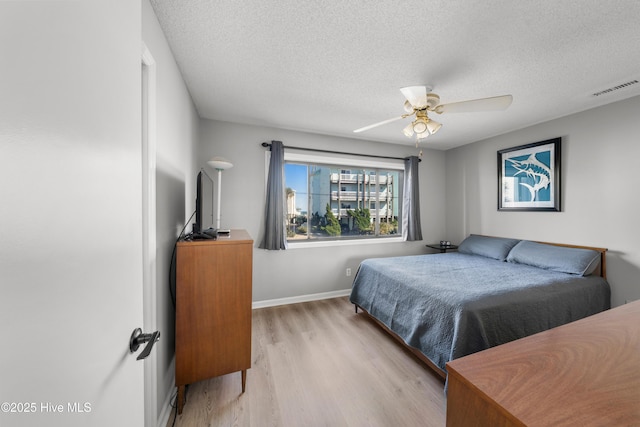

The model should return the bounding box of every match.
[177,385,185,414]
[241,369,247,393]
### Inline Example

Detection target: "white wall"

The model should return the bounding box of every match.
[0,1,144,426]
[445,95,640,307]
[198,120,447,303]
[142,1,200,425]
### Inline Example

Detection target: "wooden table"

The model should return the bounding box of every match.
[446,300,640,427]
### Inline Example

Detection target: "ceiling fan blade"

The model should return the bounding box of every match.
[353,115,406,133]
[436,94,513,114]
[400,86,429,109]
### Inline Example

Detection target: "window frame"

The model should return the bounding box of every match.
[282,151,404,248]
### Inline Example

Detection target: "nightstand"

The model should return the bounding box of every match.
[426,243,458,253]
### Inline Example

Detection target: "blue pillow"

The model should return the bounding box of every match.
[506,240,601,276]
[457,235,521,261]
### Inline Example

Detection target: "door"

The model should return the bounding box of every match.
[142,42,160,427]
[0,2,145,426]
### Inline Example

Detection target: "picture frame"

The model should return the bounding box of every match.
[497,137,561,211]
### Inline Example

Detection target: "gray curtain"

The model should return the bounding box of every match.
[259,140,288,250]
[402,156,423,241]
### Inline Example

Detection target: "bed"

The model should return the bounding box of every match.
[349,235,611,379]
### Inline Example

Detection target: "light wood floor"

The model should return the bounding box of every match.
[167,296,447,427]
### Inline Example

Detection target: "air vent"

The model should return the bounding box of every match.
[592,80,639,97]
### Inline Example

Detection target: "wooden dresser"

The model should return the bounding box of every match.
[446,300,640,426]
[175,229,253,414]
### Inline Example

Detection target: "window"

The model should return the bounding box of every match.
[284,152,403,242]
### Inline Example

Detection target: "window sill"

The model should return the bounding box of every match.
[286,236,404,249]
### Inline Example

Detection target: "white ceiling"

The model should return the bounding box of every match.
[149,0,640,150]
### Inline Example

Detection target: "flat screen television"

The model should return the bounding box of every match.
[194,169,216,237]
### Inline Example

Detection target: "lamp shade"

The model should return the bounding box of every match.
[207,156,233,170]
[402,122,414,137]
[426,119,442,135]
[412,119,428,134]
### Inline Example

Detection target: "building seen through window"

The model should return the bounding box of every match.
[285,162,402,241]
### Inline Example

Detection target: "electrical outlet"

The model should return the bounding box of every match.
[346,268,352,277]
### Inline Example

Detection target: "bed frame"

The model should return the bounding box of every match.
[355,304,449,379]
[353,238,609,380]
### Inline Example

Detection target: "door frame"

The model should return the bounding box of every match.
[141,41,158,427]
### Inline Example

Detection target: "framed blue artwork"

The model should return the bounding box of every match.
[498,137,561,211]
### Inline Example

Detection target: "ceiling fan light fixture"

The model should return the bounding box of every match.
[412,118,428,134]
[416,131,429,140]
[353,85,513,141]
[402,122,414,137]
[426,119,442,135]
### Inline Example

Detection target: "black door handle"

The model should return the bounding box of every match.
[129,328,160,361]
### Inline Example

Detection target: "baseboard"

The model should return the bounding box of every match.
[157,359,175,427]
[157,392,173,427]
[252,289,351,309]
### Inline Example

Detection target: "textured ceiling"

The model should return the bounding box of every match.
[149,0,640,150]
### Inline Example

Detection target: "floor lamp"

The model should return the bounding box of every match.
[207,156,233,231]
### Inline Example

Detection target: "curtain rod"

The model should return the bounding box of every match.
[260,142,420,162]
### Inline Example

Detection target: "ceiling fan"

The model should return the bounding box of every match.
[354,85,513,141]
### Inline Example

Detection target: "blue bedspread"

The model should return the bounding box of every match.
[349,253,611,373]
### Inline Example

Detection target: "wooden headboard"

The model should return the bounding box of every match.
[478,235,608,279]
